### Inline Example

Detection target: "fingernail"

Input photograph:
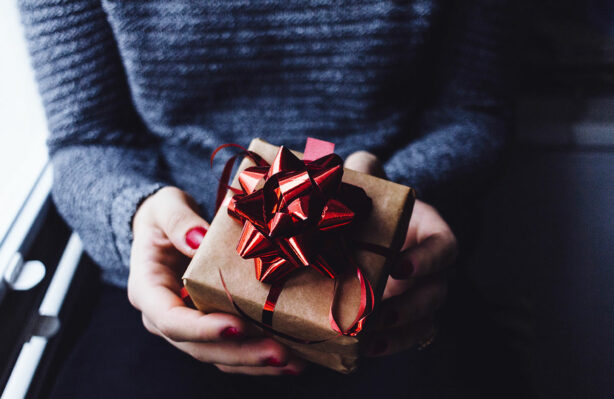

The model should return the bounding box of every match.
[371,338,388,355]
[384,310,398,325]
[220,327,243,339]
[264,357,284,367]
[185,226,207,249]
[282,369,300,376]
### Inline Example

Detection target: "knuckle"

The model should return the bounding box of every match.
[261,340,286,361]
[166,210,188,235]
[349,150,377,161]
[235,342,254,365]
[450,237,459,257]
[126,283,139,309]
[195,321,214,341]
[440,226,457,248]
[141,315,156,334]
[422,202,437,215]
[192,350,210,363]
[157,186,182,201]
[157,319,179,341]
[345,151,382,173]
[445,229,458,249]
[216,364,233,373]
[445,235,458,263]
[235,340,276,366]
[127,288,136,308]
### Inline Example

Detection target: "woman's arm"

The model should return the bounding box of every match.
[19,0,167,285]
[19,0,304,375]
[384,0,511,206]
[363,1,510,354]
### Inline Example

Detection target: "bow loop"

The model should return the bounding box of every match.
[267,146,304,178]
[227,144,365,283]
[239,166,268,194]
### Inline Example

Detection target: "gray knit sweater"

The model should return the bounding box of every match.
[19,0,509,287]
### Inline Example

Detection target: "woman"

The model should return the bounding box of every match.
[19,0,509,396]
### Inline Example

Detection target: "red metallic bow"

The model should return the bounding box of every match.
[227,146,367,284]
[214,139,374,338]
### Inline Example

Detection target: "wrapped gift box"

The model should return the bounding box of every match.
[183,138,415,373]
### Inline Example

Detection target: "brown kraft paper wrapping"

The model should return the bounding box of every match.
[183,138,415,373]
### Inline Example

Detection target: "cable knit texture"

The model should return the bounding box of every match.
[19,0,510,287]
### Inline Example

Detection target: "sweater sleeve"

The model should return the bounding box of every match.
[19,0,167,286]
[384,0,511,206]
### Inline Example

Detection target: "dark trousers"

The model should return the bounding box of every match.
[38,253,535,399]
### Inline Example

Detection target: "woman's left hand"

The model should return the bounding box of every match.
[344,151,457,356]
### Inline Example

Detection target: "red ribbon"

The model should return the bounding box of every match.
[214,139,375,339]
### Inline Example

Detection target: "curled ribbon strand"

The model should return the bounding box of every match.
[214,140,375,340]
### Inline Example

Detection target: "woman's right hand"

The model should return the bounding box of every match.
[128,186,305,375]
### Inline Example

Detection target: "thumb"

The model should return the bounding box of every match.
[153,187,210,258]
[344,151,386,178]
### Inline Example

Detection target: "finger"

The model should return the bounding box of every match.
[364,318,435,357]
[344,151,386,178]
[375,277,446,329]
[391,230,457,279]
[215,358,307,376]
[130,273,248,342]
[391,201,457,279]
[128,258,247,342]
[381,276,415,300]
[401,232,457,277]
[168,337,291,367]
[153,187,210,258]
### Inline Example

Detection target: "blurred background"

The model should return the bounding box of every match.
[0,0,48,242]
[0,0,612,398]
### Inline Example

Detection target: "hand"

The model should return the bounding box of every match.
[344,152,457,356]
[128,186,305,375]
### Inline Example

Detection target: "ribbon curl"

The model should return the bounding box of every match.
[216,140,375,338]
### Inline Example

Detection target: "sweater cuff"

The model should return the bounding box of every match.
[384,155,430,201]
[111,182,166,268]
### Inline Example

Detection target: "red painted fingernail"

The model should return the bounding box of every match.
[282,369,300,376]
[185,226,207,249]
[371,338,388,355]
[220,327,243,339]
[264,357,284,367]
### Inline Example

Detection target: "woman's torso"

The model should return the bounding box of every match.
[101,0,442,216]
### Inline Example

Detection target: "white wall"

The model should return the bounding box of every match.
[0,0,49,240]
